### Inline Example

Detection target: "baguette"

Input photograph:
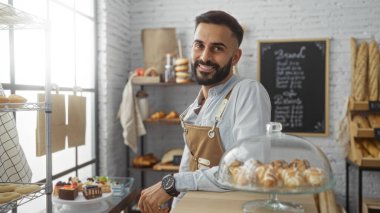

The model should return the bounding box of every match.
[353,42,369,101]
[367,114,380,128]
[352,114,370,128]
[351,38,357,96]
[362,140,380,158]
[368,40,379,101]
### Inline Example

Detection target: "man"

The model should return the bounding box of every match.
[138,10,271,213]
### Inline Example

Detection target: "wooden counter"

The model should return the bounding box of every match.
[172,191,318,213]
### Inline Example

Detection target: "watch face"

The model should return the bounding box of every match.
[162,175,174,190]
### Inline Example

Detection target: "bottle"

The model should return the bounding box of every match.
[164,54,173,83]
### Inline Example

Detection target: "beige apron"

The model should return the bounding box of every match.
[180,88,234,171]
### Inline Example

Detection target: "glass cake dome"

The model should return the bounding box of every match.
[214,122,335,213]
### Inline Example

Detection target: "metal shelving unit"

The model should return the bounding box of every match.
[0,2,52,212]
[0,2,45,30]
[0,183,46,212]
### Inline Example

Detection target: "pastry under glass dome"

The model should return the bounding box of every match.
[214,122,335,213]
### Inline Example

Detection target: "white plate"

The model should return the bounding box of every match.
[52,191,112,205]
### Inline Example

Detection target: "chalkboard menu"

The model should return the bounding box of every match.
[258,39,329,136]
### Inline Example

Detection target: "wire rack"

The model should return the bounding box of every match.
[0,103,46,112]
[0,183,46,212]
[0,2,45,30]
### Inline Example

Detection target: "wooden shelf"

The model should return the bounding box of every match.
[144,118,181,125]
[128,167,178,172]
[134,81,197,86]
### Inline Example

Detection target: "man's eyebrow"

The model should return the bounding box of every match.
[193,39,228,48]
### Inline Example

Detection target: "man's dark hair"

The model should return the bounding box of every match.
[195,10,244,47]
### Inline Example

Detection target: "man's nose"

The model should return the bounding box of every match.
[200,48,212,62]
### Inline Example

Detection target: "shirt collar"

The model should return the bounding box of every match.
[195,75,239,104]
[207,75,239,97]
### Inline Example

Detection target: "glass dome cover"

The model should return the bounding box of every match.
[215,122,335,195]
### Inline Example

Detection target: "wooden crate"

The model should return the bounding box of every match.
[349,139,380,167]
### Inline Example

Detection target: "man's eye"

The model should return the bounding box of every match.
[193,43,203,49]
[212,46,224,52]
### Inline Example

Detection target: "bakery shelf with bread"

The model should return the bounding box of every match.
[347,99,380,167]
[0,182,45,212]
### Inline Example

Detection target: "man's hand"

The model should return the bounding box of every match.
[138,181,172,213]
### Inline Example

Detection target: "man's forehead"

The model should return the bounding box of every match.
[194,23,237,47]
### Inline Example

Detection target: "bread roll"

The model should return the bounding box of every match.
[353,42,368,101]
[289,159,310,172]
[281,168,305,188]
[368,40,379,101]
[0,95,9,108]
[303,167,326,186]
[8,94,27,103]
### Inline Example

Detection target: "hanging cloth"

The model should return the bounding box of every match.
[0,83,32,182]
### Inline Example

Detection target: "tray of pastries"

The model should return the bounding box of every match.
[214,122,335,194]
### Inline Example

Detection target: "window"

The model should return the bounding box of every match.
[1,0,96,211]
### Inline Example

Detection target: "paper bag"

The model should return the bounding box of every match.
[142,28,177,74]
[0,84,33,182]
[67,95,86,147]
[36,93,66,156]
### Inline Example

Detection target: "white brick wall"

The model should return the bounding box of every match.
[99,0,380,209]
[98,0,131,177]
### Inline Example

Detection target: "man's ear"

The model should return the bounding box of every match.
[232,49,242,65]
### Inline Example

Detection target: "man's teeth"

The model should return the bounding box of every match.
[198,64,214,73]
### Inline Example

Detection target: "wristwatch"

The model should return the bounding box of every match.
[161,174,180,197]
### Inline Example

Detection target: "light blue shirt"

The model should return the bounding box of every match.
[173,75,271,194]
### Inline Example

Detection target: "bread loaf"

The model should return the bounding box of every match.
[368,40,379,101]
[353,42,369,101]
[352,114,370,128]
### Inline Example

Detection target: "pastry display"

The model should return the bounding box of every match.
[174,58,191,83]
[150,111,165,120]
[226,159,324,188]
[68,176,83,191]
[215,122,335,195]
[95,176,111,193]
[53,181,67,196]
[8,94,27,103]
[164,111,179,119]
[133,153,158,167]
[58,185,79,200]
[149,111,179,120]
[0,95,9,108]
[82,185,102,200]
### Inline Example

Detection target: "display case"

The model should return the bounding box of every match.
[214,122,335,213]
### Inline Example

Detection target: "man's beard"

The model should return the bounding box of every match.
[191,58,233,86]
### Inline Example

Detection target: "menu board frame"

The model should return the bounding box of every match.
[257,38,330,136]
